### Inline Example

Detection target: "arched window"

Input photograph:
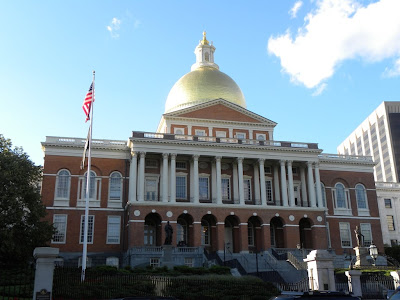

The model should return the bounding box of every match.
[78,171,101,204]
[334,183,346,208]
[109,172,122,201]
[201,220,210,245]
[355,184,368,210]
[177,218,188,245]
[144,220,156,246]
[55,169,71,200]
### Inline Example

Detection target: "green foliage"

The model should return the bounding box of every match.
[385,245,400,265]
[0,135,54,264]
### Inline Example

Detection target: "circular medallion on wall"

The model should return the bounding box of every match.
[253,212,257,216]
[166,211,173,218]
[207,211,212,214]
[289,215,295,221]
[317,216,323,222]
[134,210,140,217]
[304,214,308,218]
[199,162,208,169]
[183,210,188,214]
[275,213,280,217]
[222,163,230,170]
[230,211,235,215]
[151,209,156,213]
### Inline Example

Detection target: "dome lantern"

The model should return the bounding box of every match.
[191,31,219,71]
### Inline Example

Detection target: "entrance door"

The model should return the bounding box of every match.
[224,224,233,252]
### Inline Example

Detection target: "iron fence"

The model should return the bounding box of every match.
[0,264,35,300]
[361,273,394,299]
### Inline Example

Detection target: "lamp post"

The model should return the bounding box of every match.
[369,242,378,266]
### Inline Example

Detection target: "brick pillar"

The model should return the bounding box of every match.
[217,222,225,251]
[192,222,202,247]
[239,223,248,253]
[284,226,300,248]
[261,224,271,250]
[130,221,144,247]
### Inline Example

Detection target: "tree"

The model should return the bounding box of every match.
[0,134,54,264]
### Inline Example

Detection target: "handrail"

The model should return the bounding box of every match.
[287,252,307,270]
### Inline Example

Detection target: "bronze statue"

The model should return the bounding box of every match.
[164,221,173,245]
[354,225,364,247]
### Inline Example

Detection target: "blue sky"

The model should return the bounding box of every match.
[1,0,400,166]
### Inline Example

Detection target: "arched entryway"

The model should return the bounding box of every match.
[144,213,162,246]
[225,215,240,253]
[201,214,217,252]
[299,218,313,249]
[248,216,262,252]
[177,213,193,247]
[270,216,285,248]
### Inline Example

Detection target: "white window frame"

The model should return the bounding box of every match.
[176,161,187,170]
[360,223,372,247]
[184,257,194,267]
[332,183,352,215]
[248,222,255,246]
[199,175,210,200]
[145,159,158,168]
[195,129,206,136]
[201,220,210,245]
[264,166,272,174]
[387,215,396,231]
[176,173,187,200]
[52,214,67,244]
[80,215,94,244]
[174,128,184,135]
[54,169,71,206]
[235,132,246,139]
[216,131,227,138]
[145,175,159,201]
[221,176,231,200]
[385,198,392,208]
[256,133,266,141]
[106,216,121,244]
[355,184,369,216]
[265,178,274,203]
[150,258,160,267]
[77,171,101,207]
[339,222,352,248]
[243,177,252,201]
[108,171,123,207]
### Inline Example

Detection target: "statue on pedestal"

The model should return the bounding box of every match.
[354,226,364,247]
[164,221,173,245]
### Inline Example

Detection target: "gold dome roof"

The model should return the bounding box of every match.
[165,66,246,113]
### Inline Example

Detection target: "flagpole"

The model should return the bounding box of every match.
[81,70,95,282]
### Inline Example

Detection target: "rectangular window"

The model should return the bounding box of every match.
[339,222,351,247]
[176,162,187,170]
[391,239,398,246]
[360,223,372,247]
[266,180,273,202]
[199,177,209,200]
[385,198,392,208]
[387,215,395,231]
[244,179,252,201]
[264,166,272,174]
[235,133,246,139]
[146,159,158,168]
[80,215,94,244]
[176,176,187,199]
[216,131,227,138]
[184,257,194,267]
[150,258,160,267]
[52,214,67,243]
[195,129,206,136]
[145,178,158,201]
[107,216,121,244]
[221,178,231,200]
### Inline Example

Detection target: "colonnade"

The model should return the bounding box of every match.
[128,151,324,208]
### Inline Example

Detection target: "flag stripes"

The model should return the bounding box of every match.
[82,82,94,122]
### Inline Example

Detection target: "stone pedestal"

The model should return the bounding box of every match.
[304,250,336,291]
[346,270,362,297]
[391,271,400,289]
[162,245,174,269]
[354,247,368,267]
[33,247,59,300]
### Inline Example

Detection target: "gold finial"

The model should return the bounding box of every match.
[201,31,209,45]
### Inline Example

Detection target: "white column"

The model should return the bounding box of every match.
[211,160,216,202]
[216,156,222,204]
[259,159,267,205]
[208,127,213,137]
[237,157,244,205]
[162,153,169,203]
[193,155,199,204]
[138,152,146,202]
[300,166,308,207]
[254,163,261,205]
[190,159,194,202]
[314,162,323,207]
[128,151,138,203]
[273,164,280,204]
[170,153,176,203]
[307,161,317,207]
[232,161,239,204]
[280,160,288,207]
[287,160,295,207]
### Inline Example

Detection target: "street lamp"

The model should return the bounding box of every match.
[369,242,378,266]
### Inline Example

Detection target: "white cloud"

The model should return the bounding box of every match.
[289,1,303,18]
[383,58,400,78]
[268,0,400,90]
[311,83,327,96]
[107,17,122,38]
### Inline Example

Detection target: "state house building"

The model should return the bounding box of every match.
[41,33,383,269]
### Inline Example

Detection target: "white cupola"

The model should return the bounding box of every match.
[191,31,219,71]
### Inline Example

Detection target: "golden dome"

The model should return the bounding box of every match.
[165,66,246,113]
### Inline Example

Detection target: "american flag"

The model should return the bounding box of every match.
[82,82,94,122]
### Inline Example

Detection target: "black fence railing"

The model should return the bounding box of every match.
[0,264,35,299]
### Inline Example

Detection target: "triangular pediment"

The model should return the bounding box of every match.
[164,99,277,126]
